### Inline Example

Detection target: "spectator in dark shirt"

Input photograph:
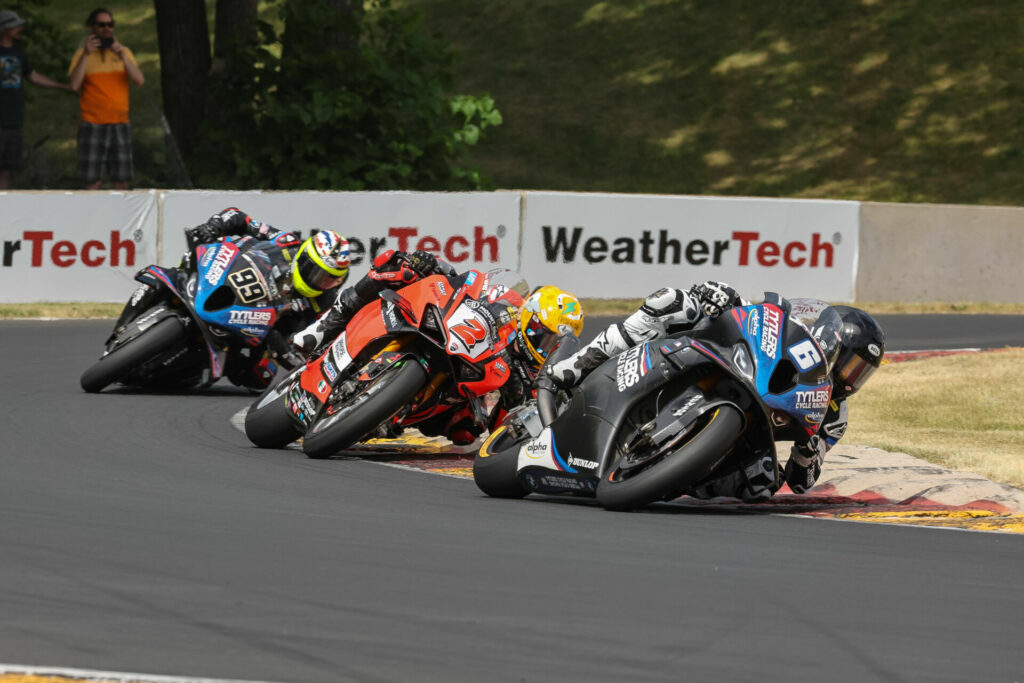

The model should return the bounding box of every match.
[0,9,74,189]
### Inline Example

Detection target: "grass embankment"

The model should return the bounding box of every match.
[16,1,1024,204]
[403,0,1024,204]
[847,349,1024,490]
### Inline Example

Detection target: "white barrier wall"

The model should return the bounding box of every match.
[3,189,1022,304]
[160,190,522,279]
[519,192,860,302]
[0,190,158,303]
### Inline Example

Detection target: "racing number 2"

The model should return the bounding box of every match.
[450,318,488,348]
[228,267,267,304]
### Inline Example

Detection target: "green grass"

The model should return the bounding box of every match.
[399,0,1024,204]
[847,348,1024,489]
[15,0,1024,203]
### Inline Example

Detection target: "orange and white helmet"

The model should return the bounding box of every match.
[516,286,584,365]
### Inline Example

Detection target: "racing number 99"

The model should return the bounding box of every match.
[228,268,267,304]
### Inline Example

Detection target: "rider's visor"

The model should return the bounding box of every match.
[524,314,560,359]
[835,353,878,395]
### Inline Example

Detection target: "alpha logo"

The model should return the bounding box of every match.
[2,230,137,268]
[794,388,830,410]
[205,243,238,284]
[540,227,837,268]
[568,455,599,470]
[761,306,782,358]
[747,309,760,338]
[525,440,550,459]
[228,309,273,326]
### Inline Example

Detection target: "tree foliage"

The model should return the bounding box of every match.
[191,0,502,191]
[6,0,70,78]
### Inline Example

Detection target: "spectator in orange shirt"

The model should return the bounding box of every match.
[68,8,144,190]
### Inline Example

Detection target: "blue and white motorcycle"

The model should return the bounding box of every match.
[81,235,304,393]
[473,293,838,511]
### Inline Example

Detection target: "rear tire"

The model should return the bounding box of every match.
[473,426,530,499]
[596,405,744,511]
[244,368,303,448]
[302,360,428,460]
[80,317,186,393]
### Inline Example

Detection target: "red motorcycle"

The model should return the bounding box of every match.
[244,268,528,459]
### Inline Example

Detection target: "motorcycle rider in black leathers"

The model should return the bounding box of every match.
[289,248,585,445]
[540,282,886,501]
[181,207,352,388]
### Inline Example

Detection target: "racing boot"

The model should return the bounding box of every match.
[291,287,364,356]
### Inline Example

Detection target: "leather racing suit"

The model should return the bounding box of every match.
[185,208,345,388]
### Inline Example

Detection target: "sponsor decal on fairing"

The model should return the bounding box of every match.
[228,309,273,326]
[616,344,652,392]
[205,242,238,284]
[794,387,830,410]
[760,306,782,358]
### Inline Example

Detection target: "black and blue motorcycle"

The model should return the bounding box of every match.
[80,234,305,393]
[473,293,838,511]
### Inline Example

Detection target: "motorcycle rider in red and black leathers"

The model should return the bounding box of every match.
[290,248,585,445]
[539,282,885,501]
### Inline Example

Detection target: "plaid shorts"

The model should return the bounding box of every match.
[0,126,24,173]
[78,121,134,183]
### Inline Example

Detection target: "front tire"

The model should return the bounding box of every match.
[302,360,428,460]
[596,405,744,511]
[244,368,303,448]
[80,316,186,393]
[473,426,530,499]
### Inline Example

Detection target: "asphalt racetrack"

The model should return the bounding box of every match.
[1,317,1023,682]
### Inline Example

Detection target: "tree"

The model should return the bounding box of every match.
[153,0,210,160]
[214,0,258,69]
[194,0,501,190]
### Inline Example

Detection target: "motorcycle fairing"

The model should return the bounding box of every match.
[193,239,279,345]
[729,297,832,437]
[135,265,225,380]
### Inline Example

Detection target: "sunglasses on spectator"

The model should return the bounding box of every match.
[93,21,114,27]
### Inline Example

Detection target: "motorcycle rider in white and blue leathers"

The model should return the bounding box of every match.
[539,282,886,501]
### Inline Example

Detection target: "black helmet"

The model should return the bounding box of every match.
[830,305,885,398]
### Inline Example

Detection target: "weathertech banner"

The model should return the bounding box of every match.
[518,192,860,302]
[160,190,522,280]
[0,190,158,303]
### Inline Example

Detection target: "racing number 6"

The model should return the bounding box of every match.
[788,339,822,371]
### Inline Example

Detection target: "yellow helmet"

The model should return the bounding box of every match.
[292,230,350,297]
[517,286,584,365]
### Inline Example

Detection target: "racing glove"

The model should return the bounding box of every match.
[185,222,222,246]
[405,250,439,277]
[690,281,744,317]
[784,435,826,493]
